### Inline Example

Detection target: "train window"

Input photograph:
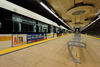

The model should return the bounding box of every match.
[50,25,54,33]
[45,24,48,33]
[21,23,28,32]
[54,26,56,33]
[28,24,33,32]
[38,22,48,33]
[42,24,44,33]
[42,24,48,33]
[13,21,19,32]
[38,22,42,33]
[28,21,36,32]
[33,24,36,32]
[12,14,37,33]
[56,27,58,33]
[57,28,60,33]
[61,29,63,33]
[12,14,20,32]
[53,26,55,33]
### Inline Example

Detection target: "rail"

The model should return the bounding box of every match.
[67,33,86,64]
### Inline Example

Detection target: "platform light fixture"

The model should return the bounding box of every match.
[40,2,58,18]
[51,9,55,13]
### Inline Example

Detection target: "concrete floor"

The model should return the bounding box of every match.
[0,34,100,67]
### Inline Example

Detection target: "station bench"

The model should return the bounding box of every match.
[67,33,86,64]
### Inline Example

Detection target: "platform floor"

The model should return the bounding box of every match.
[0,34,100,67]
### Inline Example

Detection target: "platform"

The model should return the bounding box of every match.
[0,34,100,67]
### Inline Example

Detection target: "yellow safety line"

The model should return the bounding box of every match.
[0,34,70,55]
[84,34,100,40]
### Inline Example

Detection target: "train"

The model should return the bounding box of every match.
[0,0,71,50]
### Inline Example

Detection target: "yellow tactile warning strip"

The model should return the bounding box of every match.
[84,34,100,40]
[0,34,70,55]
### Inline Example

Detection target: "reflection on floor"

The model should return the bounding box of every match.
[0,34,100,67]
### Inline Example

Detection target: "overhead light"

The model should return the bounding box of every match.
[51,9,55,13]
[40,2,58,18]
[98,15,100,18]
[58,18,63,22]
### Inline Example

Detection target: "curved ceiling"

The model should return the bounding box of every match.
[46,0,100,30]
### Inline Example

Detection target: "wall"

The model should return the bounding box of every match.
[83,26,100,38]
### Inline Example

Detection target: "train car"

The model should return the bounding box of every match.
[0,0,68,50]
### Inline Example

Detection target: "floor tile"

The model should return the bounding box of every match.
[0,56,23,67]
[35,58,71,67]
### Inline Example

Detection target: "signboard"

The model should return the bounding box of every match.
[13,34,27,46]
[27,34,44,44]
[0,34,12,50]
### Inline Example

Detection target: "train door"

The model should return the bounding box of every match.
[50,25,54,38]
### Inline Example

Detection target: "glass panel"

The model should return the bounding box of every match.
[28,24,33,32]
[12,14,20,32]
[57,28,60,33]
[12,14,36,33]
[38,22,47,33]
[38,22,42,33]
[28,21,36,32]
[42,24,44,33]
[56,27,58,33]
[21,23,28,32]
[33,24,36,32]
[38,22,48,33]
[54,26,56,33]
[13,21,19,32]
[42,24,48,33]
[50,25,54,38]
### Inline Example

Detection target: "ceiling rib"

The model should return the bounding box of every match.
[88,2,100,18]
[57,0,66,19]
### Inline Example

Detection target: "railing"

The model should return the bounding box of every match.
[67,33,86,64]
